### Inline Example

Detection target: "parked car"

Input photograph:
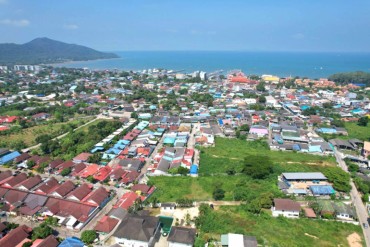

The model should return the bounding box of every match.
[363,223,368,229]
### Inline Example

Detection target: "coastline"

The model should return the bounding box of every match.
[44,56,122,67]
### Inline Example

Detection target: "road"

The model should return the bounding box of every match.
[188,123,200,165]
[139,134,166,177]
[335,149,370,246]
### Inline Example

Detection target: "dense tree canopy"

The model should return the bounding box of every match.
[242,155,273,179]
[328,71,370,86]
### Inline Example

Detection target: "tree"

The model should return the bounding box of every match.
[179,88,188,95]
[27,160,36,169]
[332,119,344,127]
[213,188,225,200]
[60,167,72,177]
[258,95,266,103]
[176,198,194,208]
[32,223,53,240]
[242,155,273,179]
[86,175,97,183]
[44,216,59,226]
[88,153,101,164]
[81,230,97,244]
[22,242,32,247]
[245,198,262,214]
[131,112,138,119]
[239,124,250,131]
[226,168,236,175]
[256,81,266,92]
[358,116,369,127]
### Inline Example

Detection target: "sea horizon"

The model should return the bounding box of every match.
[52,51,370,78]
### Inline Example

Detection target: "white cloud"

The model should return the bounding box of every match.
[63,24,79,30]
[0,19,30,27]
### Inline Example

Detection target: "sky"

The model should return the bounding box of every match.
[0,0,370,52]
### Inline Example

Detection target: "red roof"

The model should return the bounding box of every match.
[0,116,18,123]
[79,164,99,178]
[0,126,9,131]
[114,191,139,210]
[93,166,112,182]
[94,216,118,233]
[73,153,92,162]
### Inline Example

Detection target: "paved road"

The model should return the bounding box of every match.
[188,123,200,165]
[335,149,370,246]
[140,134,166,177]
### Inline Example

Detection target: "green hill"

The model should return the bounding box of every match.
[0,37,119,65]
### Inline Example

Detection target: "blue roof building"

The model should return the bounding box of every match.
[190,165,198,174]
[310,185,335,195]
[59,237,84,247]
[0,151,20,165]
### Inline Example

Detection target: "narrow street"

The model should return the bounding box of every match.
[335,149,370,247]
[21,115,106,153]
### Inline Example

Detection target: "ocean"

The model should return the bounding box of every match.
[52,51,370,78]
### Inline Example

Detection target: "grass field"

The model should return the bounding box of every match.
[195,205,364,247]
[199,137,336,175]
[0,118,93,148]
[150,175,282,202]
[150,138,347,202]
[341,122,370,141]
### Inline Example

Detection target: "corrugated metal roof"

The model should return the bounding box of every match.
[282,172,327,180]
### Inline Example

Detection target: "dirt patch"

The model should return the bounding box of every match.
[305,233,319,239]
[347,232,362,247]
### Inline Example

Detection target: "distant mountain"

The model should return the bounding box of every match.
[0,37,119,65]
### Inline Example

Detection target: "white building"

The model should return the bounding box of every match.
[271,198,300,218]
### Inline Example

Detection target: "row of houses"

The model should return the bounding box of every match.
[0,170,111,230]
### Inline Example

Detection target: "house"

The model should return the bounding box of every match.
[19,193,48,216]
[17,175,42,191]
[94,215,119,234]
[48,159,64,171]
[84,187,110,207]
[114,192,140,210]
[131,184,153,196]
[93,166,112,182]
[0,151,21,165]
[79,164,99,178]
[272,198,300,218]
[59,237,84,247]
[50,181,76,198]
[109,168,126,182]
[364,141,370,158]
[113,215,161,247]
[3,189,28,212]
[71,162,87,176]
[14,153,31,164]
[0,170,12,183]
[1,173,27,188]
[73,153,92,163]
[0,225,32,247]
[41,198,96,229]
[220,233,258,247]
[66,183,92,202]
[30,235,59,247]
[168,227,196,247]
[32,113,50,121]
[278,172,333,195]
[34,177,59,195]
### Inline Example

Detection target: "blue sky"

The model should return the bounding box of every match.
[0,0,370,52]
